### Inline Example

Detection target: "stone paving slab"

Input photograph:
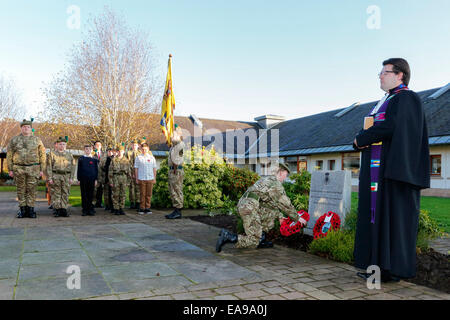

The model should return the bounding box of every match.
[0,191,449,300]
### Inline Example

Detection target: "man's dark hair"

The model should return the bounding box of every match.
[94,141,101,145]
[383,58,411,86]
[141,143,149,148]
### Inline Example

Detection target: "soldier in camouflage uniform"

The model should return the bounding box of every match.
[108,144,130,215]
[216,163,307,252]
[165,125,185,219]
[98,146,114,211]
[46,137,75,217]
[126,140,141,209]
[7,119,46,218]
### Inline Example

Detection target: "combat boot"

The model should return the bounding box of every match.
[113,209,120,215]
[54,209,60,217]
[17,207,26,218]
[216,228,238,252]
[118,208,126,215]
[129,202,135,209]
[62,208,70,217]
[28,207,36,218]
[165,208,182,219]
[257,232,273,249]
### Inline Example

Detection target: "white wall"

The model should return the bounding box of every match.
[429,145,450,189]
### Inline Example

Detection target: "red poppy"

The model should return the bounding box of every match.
[280,210,310,237]
[313,211,341,239]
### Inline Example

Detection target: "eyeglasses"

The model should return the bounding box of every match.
[378,70,397,77]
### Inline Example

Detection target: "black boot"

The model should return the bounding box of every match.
[28,207,36,218]
[17,206,26,218]
[257,232,273,249]
[119,208,126,215]
[62,208,70,217]
[216,228,238,252]
[54,209,60,217]
[113,209,120,215]
[165,208,182,219]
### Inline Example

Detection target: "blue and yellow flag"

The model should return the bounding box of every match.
[160,54,175,146]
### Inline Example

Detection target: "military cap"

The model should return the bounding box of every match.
[56,136,67,143]
[278,162,291,174]
[20,119,33,127]
[174,123,179,129]
[118,143,125,151]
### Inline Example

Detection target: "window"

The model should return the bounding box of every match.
[342,152,360,178]
[430,155,441,176]
[328,159,336,171]
[299,160,307,172]
[315,160,323,171]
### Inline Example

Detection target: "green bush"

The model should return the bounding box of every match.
[283,170,311,211]
[0,171,13,180]
[309,229,355,263]
[220,165,259,202]
[417,209,445,251]
[152,145,228,209]
[343,208,358,233]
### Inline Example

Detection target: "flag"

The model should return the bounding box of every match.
[160,54,175,146]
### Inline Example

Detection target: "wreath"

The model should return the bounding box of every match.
[280,210,310,237]
[313,211,341,239]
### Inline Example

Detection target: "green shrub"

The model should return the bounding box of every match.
[343,208,358,233]
[220,165,259,202]
[417,209,445,251]
[283,170,311,211]
[309,229,355,263]
[152,145,228,209]
[0,171,13,180]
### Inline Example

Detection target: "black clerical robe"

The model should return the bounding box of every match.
[353,87,430,279]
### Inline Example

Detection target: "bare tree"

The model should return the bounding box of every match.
[0,74,25,151]
[41,8,160,149]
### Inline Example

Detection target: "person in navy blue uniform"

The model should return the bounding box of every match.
[77,144,99,216]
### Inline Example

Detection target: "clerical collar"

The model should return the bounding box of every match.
[389,83,407,94]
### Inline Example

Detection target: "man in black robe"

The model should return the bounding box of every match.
[353,58,430,282]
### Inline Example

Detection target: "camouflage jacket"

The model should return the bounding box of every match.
[168,140,185,168]
[126,150,142,174]
[6,134,46,172]
[244,175,298,222]
[108,156,131,183]
[46,151,76,180]
[98,156,113,184]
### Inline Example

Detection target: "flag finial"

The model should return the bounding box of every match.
[169,54,172,58]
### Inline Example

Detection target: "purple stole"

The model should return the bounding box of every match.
[368,84,409,224]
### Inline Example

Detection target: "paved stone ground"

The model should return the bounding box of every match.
[0,191,449,300]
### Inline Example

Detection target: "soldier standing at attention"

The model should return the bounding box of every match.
[109,144,130,215]
[98,146,114,211]
[78,144,98,216]
[165,125,185,220]
[7,119,46,218]
[92,141,104,208]
[47,137,75,217]
[216,163,307,252]
[126,140,141,210]
[46,141,58,211]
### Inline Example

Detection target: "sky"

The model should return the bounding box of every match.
[0,0,449,122]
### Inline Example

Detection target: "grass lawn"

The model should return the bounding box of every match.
[351,192,450,233]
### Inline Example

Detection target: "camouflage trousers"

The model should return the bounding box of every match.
[13,165,40,207]
[49,173,71,209]
[168,169,184,209]
[111,174,128,210]
[235,198,284,249]
[129,178,140,204]
[103,183,112,208]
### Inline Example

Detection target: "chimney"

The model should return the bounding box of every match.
[254,115,285,129]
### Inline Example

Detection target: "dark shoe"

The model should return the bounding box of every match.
[48,205,53,209]
[28,207,36,218]
[165,209,182,219]
[17,207,26,218]
[129,202,135,209]
[380,270,400,283]
[88,209,95,216]
[257,240,273,249]
[113,209,120,215]
[62,208,70,217]
[119,208,126,215]
[138,208,145,215]
[356,272,371,280]
[216,228,238,252]
[82,210,88,216]
[54,209,60,217]
[95,203,103,208]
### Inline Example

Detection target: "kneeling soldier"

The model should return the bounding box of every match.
[47,137,75,217]
[109,144,130,215]
[216,163,307,252]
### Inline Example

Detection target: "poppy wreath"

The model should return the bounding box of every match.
[280,210,310,237]
[313,211,341,239]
